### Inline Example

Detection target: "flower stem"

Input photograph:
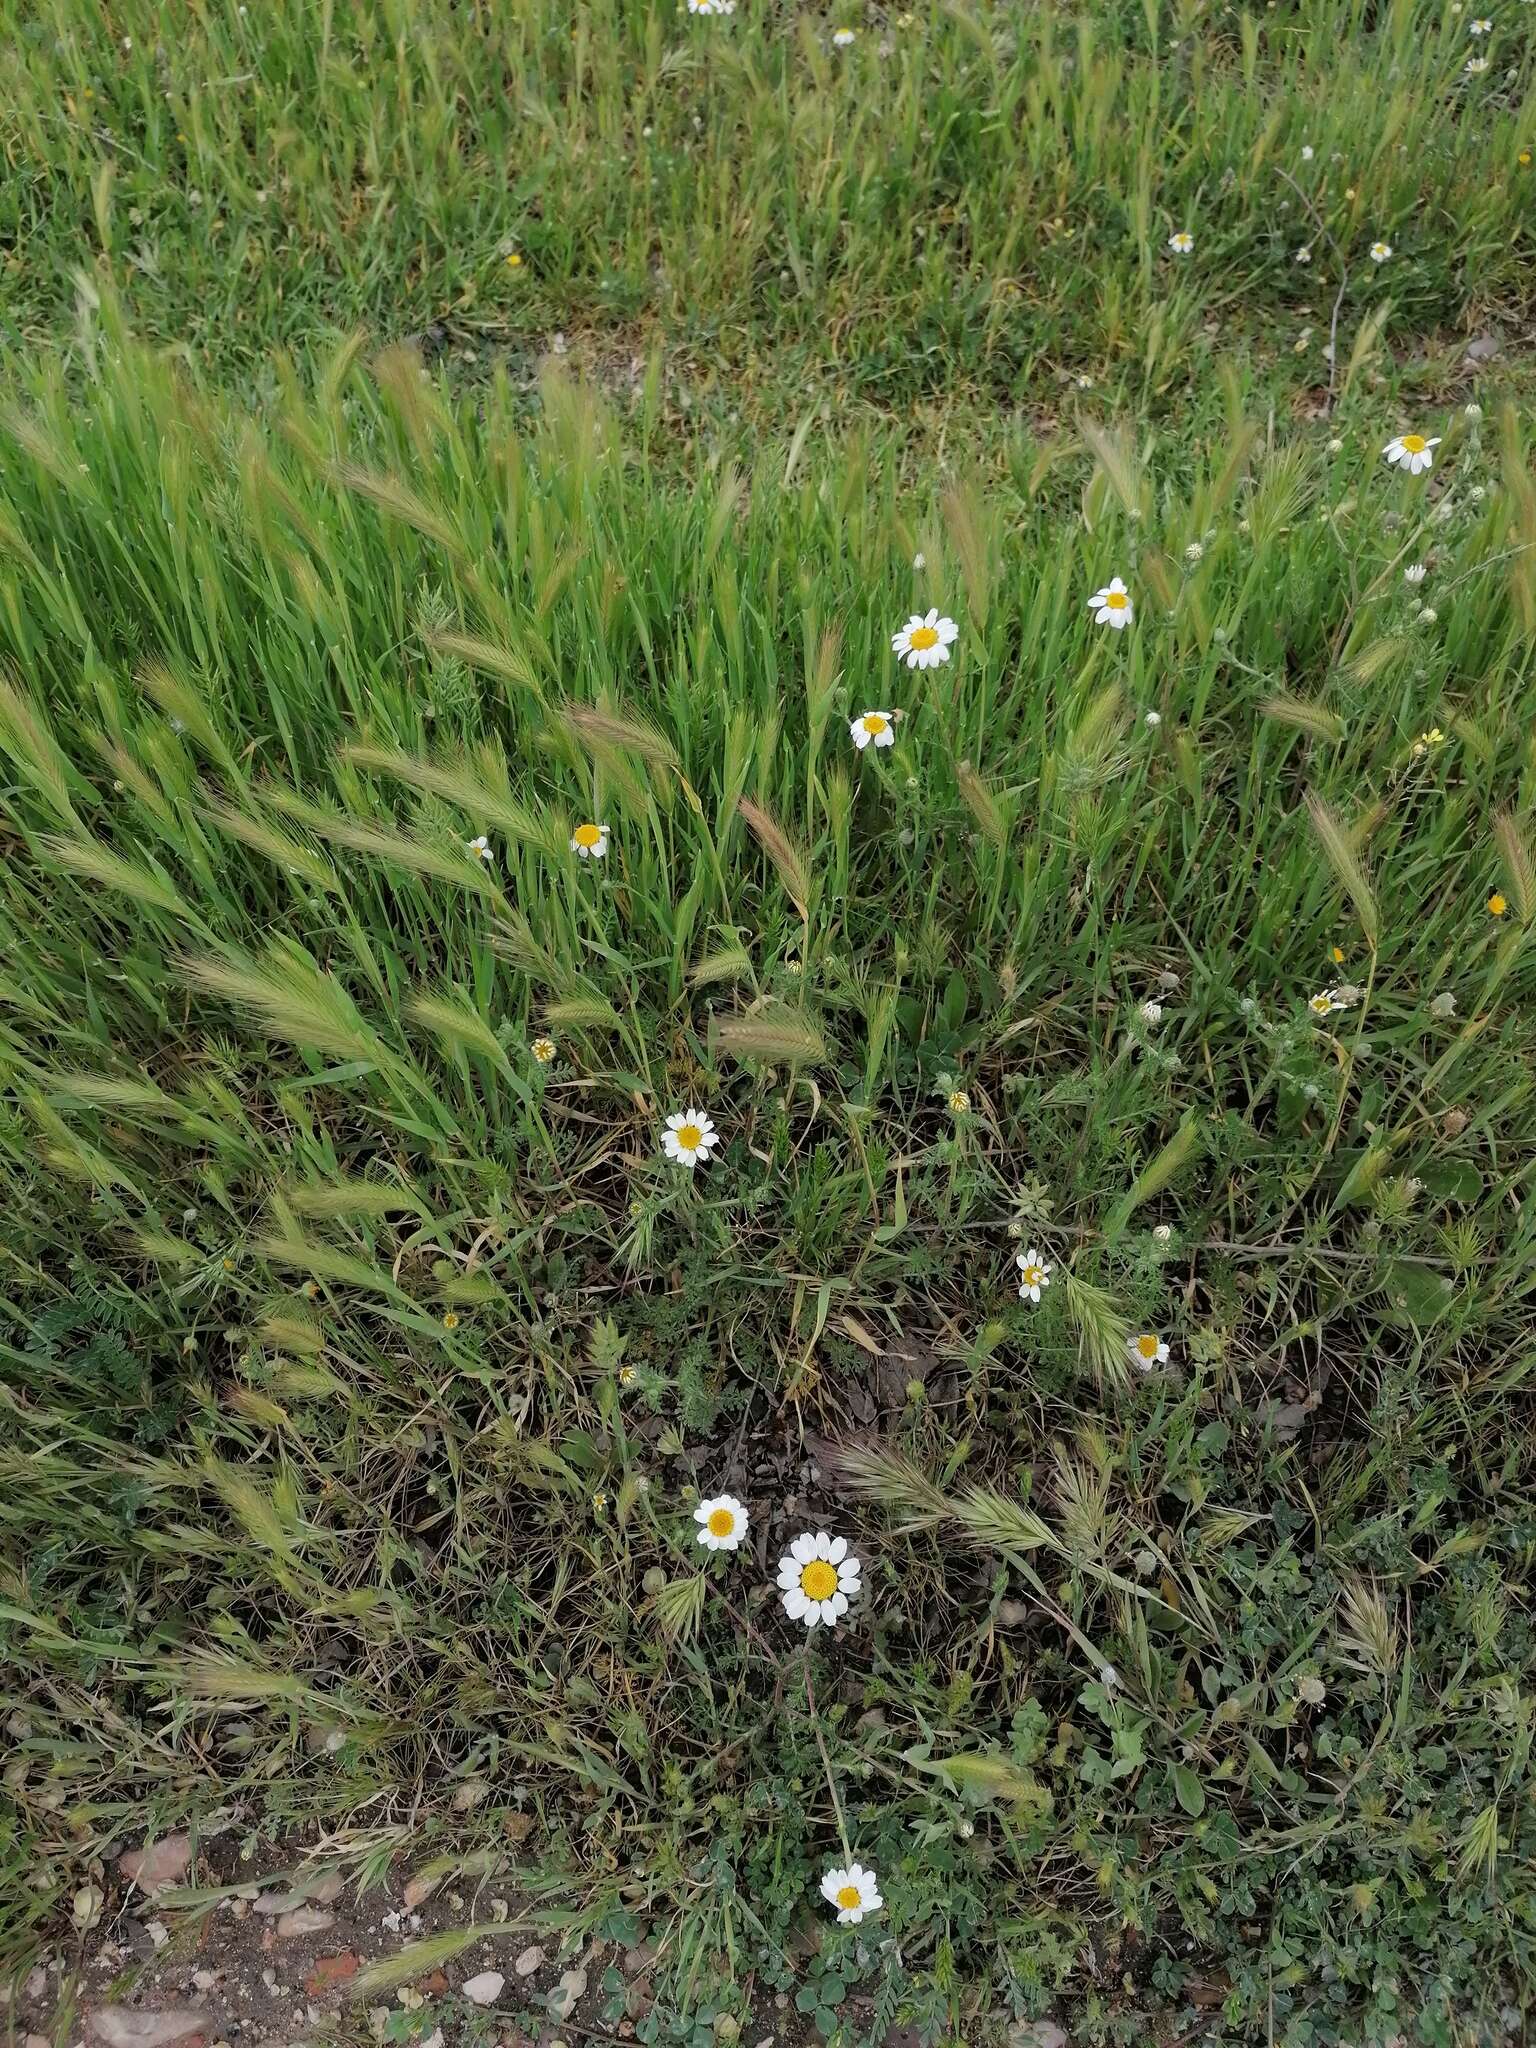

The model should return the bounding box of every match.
[803,1649,853,1867]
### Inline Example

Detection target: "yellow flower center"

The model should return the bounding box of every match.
[836,1884,861,1910]
[1400,434,1426,455]
[862,713,888,735]
[1021,1266,1041,1286]
[908,625,939,650]
[1136,1334,1160,1360]
[1105,590,1127,610]
[574,822,603,848]
[708,1508,735,1538]
[800,1559,838,1601]
[677,1123,703,1150]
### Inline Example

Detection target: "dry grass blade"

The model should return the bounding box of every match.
[690,944,754,987]
[1335,1578,1400,1676]
[825,1443,953,1531]
[255,1235,412,1301]
[737,796,811,918]
[406,988,512,1068]
[422,629,540,695]
[0,668,83,824]
[1305,788,1379,946]
[952,1484,1055,1555]
[652,1573,708,1643]
[1492,810,1534,924]
[715,1005,826,1065]
[1342,635,1412,686]
[201,800,338,891]
[180,942,387,1062]
[1079,418,1144,519]
[45,836,192,920]
[560,700,678,771]
[328,460,465,557]
[1060,1268,1135,1391]
[1260,693,1344,741]
[907,1752,1050,1811]
[263,787,499,890]
[350,1929,525,2000]
[342,744,549,848]
[544,995,624,1032]
[955,759,1009,849]
[286,1179,423,1218]
[1105,1111,1203,1237]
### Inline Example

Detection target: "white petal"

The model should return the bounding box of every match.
[812,1530,834,1558]
[827,1591,849,1620]
[937,617,959,642]
[790,1532,817,1563]
[923,608,939,627]
[783,1586,808,1618]
[826,1535,847,1564]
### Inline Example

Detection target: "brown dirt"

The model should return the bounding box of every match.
[6,1834,851,2048]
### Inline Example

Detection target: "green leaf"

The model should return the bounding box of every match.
[1379,1259,1455,1325]
[1171,1763,1207,1817]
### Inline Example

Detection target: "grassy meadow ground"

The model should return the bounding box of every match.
[2,2,1536,2044]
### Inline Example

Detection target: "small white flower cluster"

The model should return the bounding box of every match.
[689,1495,881,1921]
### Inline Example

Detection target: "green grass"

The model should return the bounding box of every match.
[5,0,1534,415]
[3,4,1536,2045]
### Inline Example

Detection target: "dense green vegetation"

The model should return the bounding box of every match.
[2,4,1535,2045]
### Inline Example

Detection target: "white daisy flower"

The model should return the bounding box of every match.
[1404,562,1427,583]
[1369,240,1392,263]
[1167,229,1194,254]
[467,834,493,862]
[1128,1331,1170,1371]
[531,1036,556,1064]
[1295,245,1312,263]
[687,0,735,13]
[819,1862,882,1925]
[694,1494,748,1551]
[1139,1000,1164,1025]
[832,25,856,44]
[891,609,958,669]
[570,820,611,859]
[1465,53,1489,69]
[1383,432,1440,476]
[1301,144,1315,161]
[661,1109,719,1169]
[1469,15,1491,29]
[1307,989,1342,1017]
[777,1531,862,1628]
[1016,1247,1052,1303]
[1088,576,1133,629]
[850,710,897,750]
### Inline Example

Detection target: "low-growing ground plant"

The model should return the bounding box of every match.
[2,1,1535,2042]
